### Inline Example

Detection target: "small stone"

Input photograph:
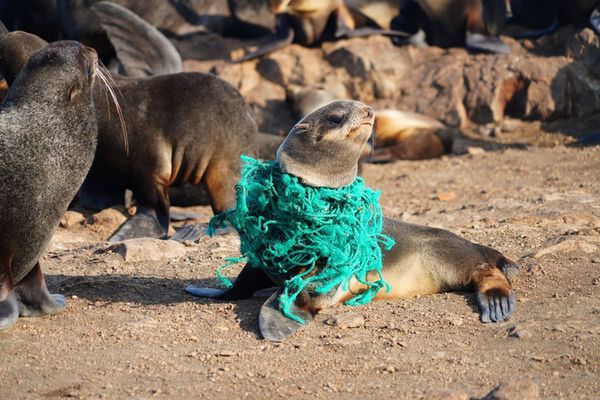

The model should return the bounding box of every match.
[217,350,235,357]
[448,317,464,326]
[467,146,486,155]
[482,378,540,400]
[110,238,188,262]
[424,389,468,400]
[437,191,457,202]
[591,257,600,264]
[324,313,365,329]
[59,211,86,228]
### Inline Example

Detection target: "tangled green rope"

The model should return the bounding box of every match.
[207,155,395,323]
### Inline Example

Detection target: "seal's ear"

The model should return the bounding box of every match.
[68,85,82,102]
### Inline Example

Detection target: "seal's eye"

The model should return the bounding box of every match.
[327,115,343,125]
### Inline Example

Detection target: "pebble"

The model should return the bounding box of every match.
[324,313,365,329]
[482,378,540,400]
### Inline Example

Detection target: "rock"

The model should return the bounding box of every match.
[534,237,600,258]
[424,389,468,400]
[324,313,365,329]
[59,211,86,228]
[91,207,128,229]
[482,378,540,400]
[110,238,188,262]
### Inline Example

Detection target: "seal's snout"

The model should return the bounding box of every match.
[82,46,98,81]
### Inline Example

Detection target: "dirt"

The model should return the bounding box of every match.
[0,142,598,399]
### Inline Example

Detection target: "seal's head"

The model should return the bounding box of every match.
[6,40,98,109]
[0,31,49,85]
[276,100,374,188]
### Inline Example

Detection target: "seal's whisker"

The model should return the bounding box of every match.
[96,65,129,155]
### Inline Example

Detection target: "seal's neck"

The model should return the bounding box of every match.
[277,150,358,188]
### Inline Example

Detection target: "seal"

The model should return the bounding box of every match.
[0,40,99,331]
[0,30,258,242]
[186,100,518,340]
[391,0,509,53]
[286,86,452,161]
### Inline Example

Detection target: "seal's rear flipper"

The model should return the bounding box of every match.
[234,24,294,62]
[171,223,203,242]
[465,32,509,54]
[336,27,411,39]
[109,211,166,242]
[259,291,313,341]
[92,1,182,78]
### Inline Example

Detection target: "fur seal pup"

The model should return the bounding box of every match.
[0,41,99,331]
[391,0,510,53]
[0,31,258,242]
[186,100,518,341]
[287,86,452,161]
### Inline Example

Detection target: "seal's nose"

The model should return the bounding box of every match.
[363,106,374,119]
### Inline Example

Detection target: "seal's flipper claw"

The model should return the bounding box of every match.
[185,286,228,298]
[171,224,203,242]
[259,291,313,341]
[109,212,166,242]
[465,32,509,54]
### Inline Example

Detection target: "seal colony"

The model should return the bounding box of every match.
[187,101,518,341]
[0,41,100,331]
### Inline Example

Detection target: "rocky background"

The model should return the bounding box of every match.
[185,27,600,146]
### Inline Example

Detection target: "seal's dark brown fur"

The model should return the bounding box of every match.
[0,41,99,331]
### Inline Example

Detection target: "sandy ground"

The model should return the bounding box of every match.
[1,144,599,399]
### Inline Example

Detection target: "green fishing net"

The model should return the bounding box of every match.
[207,155,395,323]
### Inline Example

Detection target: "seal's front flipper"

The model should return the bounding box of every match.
[186,263,276,300]
[477,290,516,323]
[171,223,203,242]
[15,263,67,317]
[259,291,313,341]
[465,32,509,54]
[0,292,18,331]
[109,211,166,242]
[0,254,18,330]
[185,286,228,298]
[591,8,600,35]
[471,264,516,323]
[92,1,182,78]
